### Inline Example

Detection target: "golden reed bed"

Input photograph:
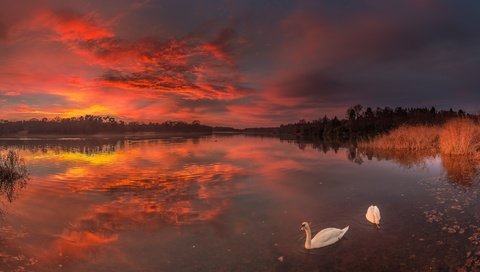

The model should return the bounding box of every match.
[360,118,480,156]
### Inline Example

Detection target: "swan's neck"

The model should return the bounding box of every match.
[304,226,312,249]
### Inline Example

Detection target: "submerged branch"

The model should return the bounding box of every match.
[0,150,28,202]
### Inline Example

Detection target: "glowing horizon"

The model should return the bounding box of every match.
[1,1,480,127]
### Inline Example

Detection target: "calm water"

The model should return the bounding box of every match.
[1,135,480,271]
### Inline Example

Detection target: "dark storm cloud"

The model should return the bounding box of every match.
[203,27,239,64]
[358,15,477,62]
[277,71,347,100]
[267,0,480,118]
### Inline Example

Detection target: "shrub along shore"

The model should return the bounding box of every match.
[359,118,480,156]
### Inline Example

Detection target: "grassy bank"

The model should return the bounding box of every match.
[359,118,480,156]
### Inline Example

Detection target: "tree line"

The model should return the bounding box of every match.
[247,105,478,142]
[0,115,213,135]
[0,106,476,138]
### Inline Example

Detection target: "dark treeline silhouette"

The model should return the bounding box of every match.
[0,106,477,138]
[0,115,213,135]
[246,105,478,141]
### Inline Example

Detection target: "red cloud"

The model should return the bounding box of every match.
[21,10,246,101]
[0,8,257,125]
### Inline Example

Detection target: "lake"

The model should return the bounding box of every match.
[0,135,479,271]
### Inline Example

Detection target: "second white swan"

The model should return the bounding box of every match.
[300,222,349,249]
[366,205,381,226]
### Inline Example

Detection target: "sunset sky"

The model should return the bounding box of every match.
[1,0,479,127]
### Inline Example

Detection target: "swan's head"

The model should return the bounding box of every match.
[300,222,309,231]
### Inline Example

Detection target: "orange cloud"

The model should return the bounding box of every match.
[20,10,245,101]
[0,7,254,125]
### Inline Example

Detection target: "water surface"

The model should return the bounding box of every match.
[0,135,479,271]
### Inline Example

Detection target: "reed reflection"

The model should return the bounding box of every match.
[284,139,480,186]
[353,147,479,185]
[354,147,436,168]
[441,155,479,186]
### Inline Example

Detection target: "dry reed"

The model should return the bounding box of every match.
[441,154,478,185]
[359,125,439,152]
[360,118,480,158]
[439,119,480,155]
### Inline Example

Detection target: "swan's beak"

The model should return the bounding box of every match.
[300,226,304,231]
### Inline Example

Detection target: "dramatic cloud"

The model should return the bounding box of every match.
[257,1,480,120]
[1,0,480,126]
[21,10,245,100]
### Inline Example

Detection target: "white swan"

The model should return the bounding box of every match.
[300,222,349,249]
[366,205,381,227]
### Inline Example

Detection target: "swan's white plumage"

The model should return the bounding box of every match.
[301,222,349,249]
[366,205,381,225]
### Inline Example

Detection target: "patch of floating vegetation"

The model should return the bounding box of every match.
[419,175,480,270]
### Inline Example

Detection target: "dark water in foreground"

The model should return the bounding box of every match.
[1,135,480,271]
